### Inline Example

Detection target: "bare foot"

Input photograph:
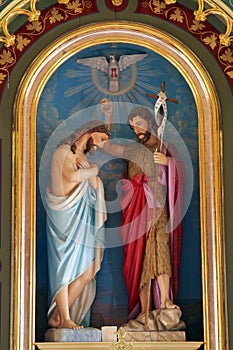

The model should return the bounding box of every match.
[135,312,145,320]
[59,319,83,329]
[161,298,180,309]
[48,316,60,328]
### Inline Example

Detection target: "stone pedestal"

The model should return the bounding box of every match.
[44,327,102,342]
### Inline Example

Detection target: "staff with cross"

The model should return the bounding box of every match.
[143,82,181,329]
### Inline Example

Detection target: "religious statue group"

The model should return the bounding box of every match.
[45,96,186,332]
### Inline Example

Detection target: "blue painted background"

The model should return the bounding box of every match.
[36,43,202,339]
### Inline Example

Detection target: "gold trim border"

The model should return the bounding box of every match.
[35,341,203,349]
[12,21,225,350]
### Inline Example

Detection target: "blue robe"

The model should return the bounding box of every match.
[46,177,106,325]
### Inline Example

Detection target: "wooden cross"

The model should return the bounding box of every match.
[146,81,179,104]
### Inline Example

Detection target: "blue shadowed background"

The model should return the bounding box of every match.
[36,43,202,341]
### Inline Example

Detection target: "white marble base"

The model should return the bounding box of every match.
[44,327,101,342]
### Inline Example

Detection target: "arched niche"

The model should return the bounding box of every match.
[12,21,226,350]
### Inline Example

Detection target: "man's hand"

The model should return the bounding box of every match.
[90,163,99,176]
[153,151,168,166]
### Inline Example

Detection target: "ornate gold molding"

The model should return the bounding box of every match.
[57,0,70,4]
[111,0,123,6]
[0,1,232,47]
[0,0,40,47]
[109,328,132,350]
[194,0,233,45]
[165,0,177,4]
[156,0,233,42]
[35,342,204,349]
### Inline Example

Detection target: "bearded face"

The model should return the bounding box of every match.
[137,130,151,144]
[129,115,152,144]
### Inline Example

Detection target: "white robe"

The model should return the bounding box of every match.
[46,177,106,325]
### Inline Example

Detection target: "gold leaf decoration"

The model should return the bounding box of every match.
[203,33,218,50]
[0,72,7,84]
[169,8,184,23]
[137,0,233,85]
[220,48,233,64]
[190,19,206,32]
[26,21,43,32]
[227,71,233,78]
[150,0,166,13]
[0,50,14,65]
[67,0,83,13]
[49,8,64,23]
[16,35,31,52]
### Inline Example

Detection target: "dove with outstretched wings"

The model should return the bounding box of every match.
[76,54,148,93]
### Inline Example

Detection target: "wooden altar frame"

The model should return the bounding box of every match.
[12,22,226,350]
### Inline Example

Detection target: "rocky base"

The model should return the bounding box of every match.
[124,330,186,342]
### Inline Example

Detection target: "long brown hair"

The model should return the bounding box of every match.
[58,120,110,154]
[128,106,158,133]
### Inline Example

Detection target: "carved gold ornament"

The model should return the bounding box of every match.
[58,0,71,4]
[109,328,133,350]
[194,0,233,46]
[0,0,40,47]
[0,1,232,47]
[0,0,232,90]
[111,0,123,6]
[165,0,177,3]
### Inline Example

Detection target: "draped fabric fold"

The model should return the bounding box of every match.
[120,173,151,316]
[46,177,107,325]
[120,143,185,319]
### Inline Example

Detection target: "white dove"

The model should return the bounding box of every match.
[76,53,148,93]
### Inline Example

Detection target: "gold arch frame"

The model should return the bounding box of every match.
[12,21,226,350]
